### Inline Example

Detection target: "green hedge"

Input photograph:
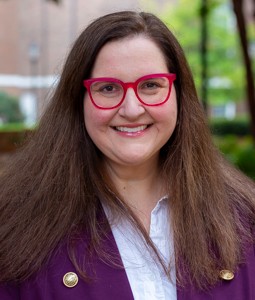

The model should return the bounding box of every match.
[210,118,251,136]
[0,91,24,123]
[214,135,255,180]
[0,123,33,132]
[210,119,255,180]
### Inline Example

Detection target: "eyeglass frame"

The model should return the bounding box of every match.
[83,73,176,110]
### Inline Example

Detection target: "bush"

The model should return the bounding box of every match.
[210,118,251,136]
[214,135,255,180]
[0,123,33,132]
[236,145,255,180]
[0,91,24,123]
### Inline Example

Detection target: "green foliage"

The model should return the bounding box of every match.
[210,118,251,136]
[247,23,255,73]
[160,0,201,85]
[0,123,34,132]
[0,91,24,123]
[214,135,255,179]
[159,0,244,105]
[210,119,254,179]
[207,2,244,104]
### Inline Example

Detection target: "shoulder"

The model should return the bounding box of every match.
[0,243,83,300]
[178,241,255,300]
[0,229,134,300]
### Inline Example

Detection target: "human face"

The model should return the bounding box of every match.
[84,36,178,169]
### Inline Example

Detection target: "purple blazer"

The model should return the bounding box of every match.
[1,226,255,299]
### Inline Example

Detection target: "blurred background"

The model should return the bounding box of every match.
[0,0,254,179]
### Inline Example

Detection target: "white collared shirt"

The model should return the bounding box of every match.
[104,197,177,300]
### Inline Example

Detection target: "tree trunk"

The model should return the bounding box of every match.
[200,0,209,114]
[232,0,255,141]
[253,0,255,21]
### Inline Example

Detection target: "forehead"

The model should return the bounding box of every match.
[90,35,169,79]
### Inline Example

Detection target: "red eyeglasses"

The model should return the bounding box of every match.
[83,73,176,109]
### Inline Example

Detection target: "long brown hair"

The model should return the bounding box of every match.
[0,11,254,289]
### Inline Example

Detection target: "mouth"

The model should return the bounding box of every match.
[113,124,151,133]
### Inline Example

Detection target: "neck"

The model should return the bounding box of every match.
[104,157,166,230]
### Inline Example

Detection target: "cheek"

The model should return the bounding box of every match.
[83,97,113,132]
[154,97,178,128]
[166,91,178,128]
[83,97,93,130]
[157,110,177,134]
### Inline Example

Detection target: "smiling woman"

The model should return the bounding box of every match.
[0,10,255,300]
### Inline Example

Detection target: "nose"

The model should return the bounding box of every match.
[118,87,145,119]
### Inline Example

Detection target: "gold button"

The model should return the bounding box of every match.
[219,270,234,281]
[63,272,79,288]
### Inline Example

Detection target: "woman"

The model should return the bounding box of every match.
[0,11,254,300]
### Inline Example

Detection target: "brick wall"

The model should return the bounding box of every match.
[0,0,143,117]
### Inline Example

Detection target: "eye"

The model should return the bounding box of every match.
[90,81,123,98]
[99,84,118,93]
[141,80,161,90]
[138,78,167,95]
[92,82,121,93]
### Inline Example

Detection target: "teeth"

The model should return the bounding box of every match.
[115,125,148,133]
